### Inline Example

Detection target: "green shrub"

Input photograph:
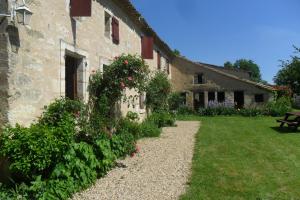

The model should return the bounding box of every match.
[139,121,161,138]
[94,138,116,177]
[177,106,196,115]
[0,113,75,181]
[39,98,84,126]
[147,111,176,128]
[168,92,185,111]
[239,108,263,117]
[146,71,171,112]
[111,127,136,158]
[117,118,141,139]
[264,96,292,116]
[29,142,99,200]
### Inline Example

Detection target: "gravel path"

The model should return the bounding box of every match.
[72,121,200,200]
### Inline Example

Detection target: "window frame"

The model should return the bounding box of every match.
[194,73,204,84]
[255,94,264,103]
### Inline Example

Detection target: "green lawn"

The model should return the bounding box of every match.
[179,116,300,200]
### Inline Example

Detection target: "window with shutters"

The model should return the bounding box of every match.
[157,51,161,70]
[141,36,154,59]
[70,0,92,17]
[194,73,204,84]
[111,17,119,44]
[104,12,111,38]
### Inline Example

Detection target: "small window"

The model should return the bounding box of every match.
[157,51,161,70]
[194,74,203,84]
[103,64,109,73]
[139,94,145,110]
[208,92,215,102]
[104,12,111,38]
[111,17,120,44]
[217,92,225,103]
[180,92,187,105]
[255,94,264,103]
[166,60,170,74]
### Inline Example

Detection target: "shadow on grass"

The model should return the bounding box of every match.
[271,127,300,134]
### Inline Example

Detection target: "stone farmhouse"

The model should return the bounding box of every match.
[0,0,274,127]
[172,56,274,111]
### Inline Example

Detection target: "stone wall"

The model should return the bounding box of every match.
[3,0,172,126]
[172,57,273,109]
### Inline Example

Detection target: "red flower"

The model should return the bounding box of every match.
[135,145,140,153]
[124,60,129,65]
[130,152,135,157]
[128,76,133,81]
[75,111,80,118]
[120,82,126,89]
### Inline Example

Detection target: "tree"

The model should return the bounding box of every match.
[274,46,300,94]
[224,59,262,82]
[173,49,181,56]
[224,61,234,69]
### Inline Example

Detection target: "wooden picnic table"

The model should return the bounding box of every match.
[277,112,300,129]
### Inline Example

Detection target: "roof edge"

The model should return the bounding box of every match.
[175,56,275,92]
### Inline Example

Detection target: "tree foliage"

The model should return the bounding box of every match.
[145,71,171,112]
[274,46,300,94]
[224,59,262,82]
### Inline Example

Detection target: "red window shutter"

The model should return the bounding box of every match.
[157,51,161,70]
[70,0,92,17]
[141,36,154,59]
[112,17,120,44]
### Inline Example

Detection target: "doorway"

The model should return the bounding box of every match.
[194,92,205,111]
[234,91,244,108]
[65,55,80,100]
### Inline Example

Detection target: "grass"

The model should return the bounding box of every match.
[179,115,300,200]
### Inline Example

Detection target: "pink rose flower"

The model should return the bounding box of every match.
[124,60,129,65]
[120,82,126,89]
[130,152,135,157]
[128,76,133,81]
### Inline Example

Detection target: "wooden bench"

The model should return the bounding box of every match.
[277,112,300,130]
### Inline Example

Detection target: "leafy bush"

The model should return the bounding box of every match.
[147,111,176,128]
[177,106,196,115]
[264,96,292,116]
[239,108,263,117]
[139,121,161,138]
[0,113,75,181]
[146,71,171,112]
[39,98,83,126]
[168,92,185,111]
[111,130,136,158]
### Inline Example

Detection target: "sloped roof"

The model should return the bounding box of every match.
[176,56,275,92]
[111,0,174,58]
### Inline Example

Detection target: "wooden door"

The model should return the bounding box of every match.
[65,56,78,100]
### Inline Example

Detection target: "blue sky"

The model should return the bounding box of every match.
[130,0,300,83]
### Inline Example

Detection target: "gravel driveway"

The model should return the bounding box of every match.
[72,121,200,200]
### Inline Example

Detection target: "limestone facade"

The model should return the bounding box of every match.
[0,0,172,126]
